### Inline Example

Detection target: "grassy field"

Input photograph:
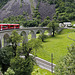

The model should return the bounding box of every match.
[31,65,55,75]
[32,29,75,64]
[31,29,75,75]
[71,21,75,25]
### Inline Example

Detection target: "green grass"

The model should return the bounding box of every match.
[23,29,75,75]
[31,29,75,75]
[33,29,75,64]
[68,32,75,40]
[31,65,54,75]
[71,21,75,25]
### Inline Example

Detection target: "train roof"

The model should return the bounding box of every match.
[0,23,19,25]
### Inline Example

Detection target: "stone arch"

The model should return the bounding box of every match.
[36,29,45,34]
[44,30,48,35]
[20,31,28,43]
[3,33,10,47]
[29,30,36,39]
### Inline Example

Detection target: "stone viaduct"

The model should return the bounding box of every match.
[0,27,52,48]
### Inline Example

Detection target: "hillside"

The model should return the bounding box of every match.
[38,2,55,21]
[0,0,33,20]
[0,0,55,21]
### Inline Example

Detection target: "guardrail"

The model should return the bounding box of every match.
[20,54,56,73]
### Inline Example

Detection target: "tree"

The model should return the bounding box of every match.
[8,30,22,56]
[55,43,75,75]
[38,34,47,42]
[11,39,42,75]
[10,56,34,75]
[0,46,13,74]
[20,39,42,59]
[40,19,50,27]
[46,16,50,20]
[47,20,58,37]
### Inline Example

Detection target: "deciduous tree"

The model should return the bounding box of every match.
[8,30,22,56]
[48,20,58,37]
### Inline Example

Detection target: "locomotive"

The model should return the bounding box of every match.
[0,23,19,30]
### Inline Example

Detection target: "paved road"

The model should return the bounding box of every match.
[20,54,56,73]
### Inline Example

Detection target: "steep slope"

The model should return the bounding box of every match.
[38,2,56,21]
[0,0,56,21]
[0,0,34,20]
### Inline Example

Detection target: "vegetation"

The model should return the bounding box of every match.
[4,68,15,75]
[32,66,54,75]
[11,56,34,75]
[1,15,26,26]
[8,30,22,57]
[1,0,75,74]
[34,29,75,64]
[0,30,43,75]
[48,20,58,36]
[38,34,47,42]
[55,43,75,75]
[0,46,13,74]
[40,18,50,27]
[55,0,75,22]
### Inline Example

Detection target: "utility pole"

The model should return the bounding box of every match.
[51,53,53,74]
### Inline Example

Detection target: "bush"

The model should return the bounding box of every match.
[4,68,15,75]
[10,56,34,75]
[55,43,75,75]
[0,46,13,74]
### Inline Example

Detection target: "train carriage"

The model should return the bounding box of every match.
[0,24,19,30]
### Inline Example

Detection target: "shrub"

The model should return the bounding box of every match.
[10,56,34,75]
[4,68,15,75]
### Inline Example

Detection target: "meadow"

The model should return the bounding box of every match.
[31,29,75,75]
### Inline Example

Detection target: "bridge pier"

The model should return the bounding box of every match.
[31,31,37,39]
[0,39,2,48]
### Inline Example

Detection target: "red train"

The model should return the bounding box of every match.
[0,24,19,30]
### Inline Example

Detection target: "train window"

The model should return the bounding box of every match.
[16,25,18,27]
[3,26,8,28]
[10,25,13,27]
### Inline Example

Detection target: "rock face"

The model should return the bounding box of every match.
[0,0,33,20]
[0,0,56,21]
[38,2,56,21]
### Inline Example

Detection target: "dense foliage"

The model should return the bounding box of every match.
[55,0,75,22]
[48,20,58,36]
[11,56,34,75]
[0,30,42,74]
[55,43,75,75]
[8,30,22,57]
[4,68,15,75]
[0,46,13,74]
